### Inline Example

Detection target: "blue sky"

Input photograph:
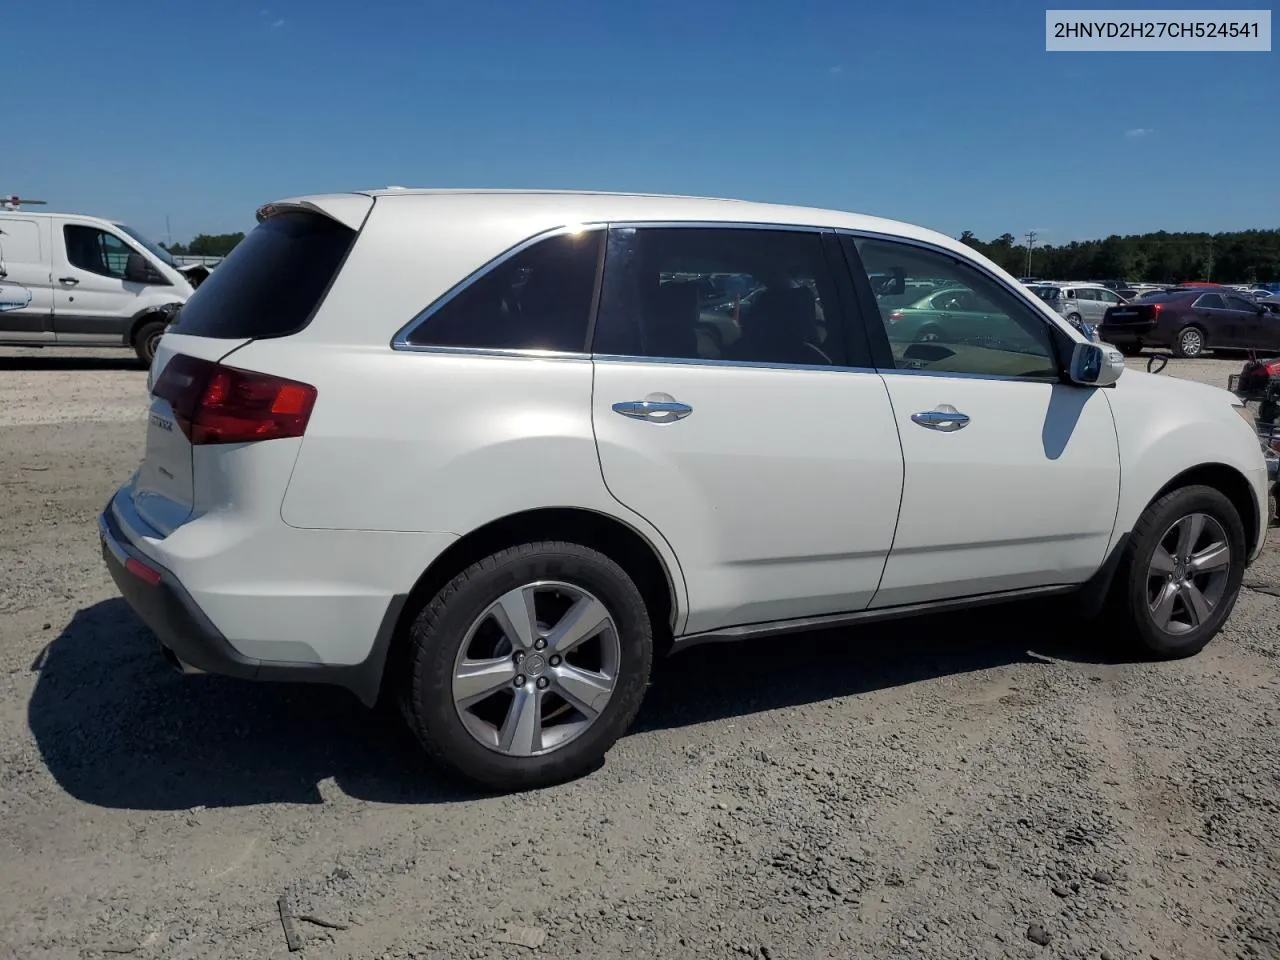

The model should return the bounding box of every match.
[3,0,1275,246]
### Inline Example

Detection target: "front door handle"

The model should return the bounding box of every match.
[911,404,970,432]
[57,277,79,285]
[612,395,693,424]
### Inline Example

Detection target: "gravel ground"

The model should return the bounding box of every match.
[1,347,1277,960]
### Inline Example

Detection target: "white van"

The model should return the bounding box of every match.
[0,211,201,363]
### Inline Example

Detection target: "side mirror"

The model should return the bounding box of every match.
[124,252,162,284]
[1069,341,1125,387]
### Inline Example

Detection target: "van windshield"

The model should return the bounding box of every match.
[116,223,176,268]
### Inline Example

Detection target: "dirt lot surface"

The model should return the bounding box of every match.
[1,348,1277,960]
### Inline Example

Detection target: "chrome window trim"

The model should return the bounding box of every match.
[605,220,829,233]
[878,367,1061,385]
[393,343,592,361]
[390,223,608,352]
[835,227,1073,380]
[591,352,877,375]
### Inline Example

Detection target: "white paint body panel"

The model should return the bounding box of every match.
[872,374,1120,606]
[592,361,904,634]
[1102,370,1270,563]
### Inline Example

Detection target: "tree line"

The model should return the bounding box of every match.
[157,225,1280,283]
[160,232,245,257]
[959,229,1280,285]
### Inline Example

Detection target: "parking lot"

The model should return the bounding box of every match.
[1,349,1276,960]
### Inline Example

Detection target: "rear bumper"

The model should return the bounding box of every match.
[98,495,404,706]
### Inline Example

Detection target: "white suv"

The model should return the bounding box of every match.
[100,190,1271,791]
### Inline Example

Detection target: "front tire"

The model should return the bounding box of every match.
[1108,485,1245,659]
[132,318,167,365]
[399,542,653,791]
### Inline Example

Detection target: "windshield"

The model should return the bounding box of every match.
[115,223,176,268]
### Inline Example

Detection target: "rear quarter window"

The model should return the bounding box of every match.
[170,211,356,340]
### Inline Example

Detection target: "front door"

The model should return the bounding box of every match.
[52,221,144,343]
[0,216,54,342]
[847,235,1121,607]
[590,225,906,636]
[1224,293,1271,350]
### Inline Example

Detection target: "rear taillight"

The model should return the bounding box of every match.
[887,310,905,323]
[1151,303,1162,320]
[152,354,317,445]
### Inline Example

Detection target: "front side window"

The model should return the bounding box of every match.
[853,236,1059,379]
[1226,295,1259,313]
[593,226,847,366]
[1097,290,1121,304]
[64,225,134,280]
[405,230,603,353]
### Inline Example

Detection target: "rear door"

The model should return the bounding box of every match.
[130,207,361,536]
[1189,292,1235,345]
[0,216,54,341]
[590,225,905,636]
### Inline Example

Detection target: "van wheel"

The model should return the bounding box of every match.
[1107,485,1245,659]
[1172,325,1206,358]
[132,319,167,365]
[399,541,653,791]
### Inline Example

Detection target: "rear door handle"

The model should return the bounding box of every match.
[612,396,693,424]
[58,277,79,285]
[911,404,970,432]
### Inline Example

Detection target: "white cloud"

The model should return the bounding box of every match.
[1125,127,1153,139]
[829,65,843,75]
[271,17,285,27]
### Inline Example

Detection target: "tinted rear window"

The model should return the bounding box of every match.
[170,212,356,340]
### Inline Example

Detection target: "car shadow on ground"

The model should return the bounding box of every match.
[0,354,144,371]
[28,597,1140,811]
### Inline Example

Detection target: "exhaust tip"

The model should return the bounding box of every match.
[160,646,205,676]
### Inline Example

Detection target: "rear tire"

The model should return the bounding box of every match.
[1105,485,1245,659]
[132,318,167,365]
[399,541,653,791]
[1172,325,1206,358]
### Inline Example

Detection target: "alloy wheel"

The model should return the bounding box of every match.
[1145,512,1231,635]
[451,581,620,757]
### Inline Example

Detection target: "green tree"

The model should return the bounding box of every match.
[187,232,245,257]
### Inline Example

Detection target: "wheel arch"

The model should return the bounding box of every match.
[1078,461,1260,618]
[377,507,686,703]
[126,305,175,347]
[1149,462,1260,558]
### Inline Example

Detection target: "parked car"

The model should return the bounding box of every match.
[1100,287,1280,358]
[0,210,204,363]
[890,286,1097,344]
[100,189,1271,791]
[1027,282,1120,340]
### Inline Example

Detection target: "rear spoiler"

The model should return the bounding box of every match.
[256,194,374,232]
